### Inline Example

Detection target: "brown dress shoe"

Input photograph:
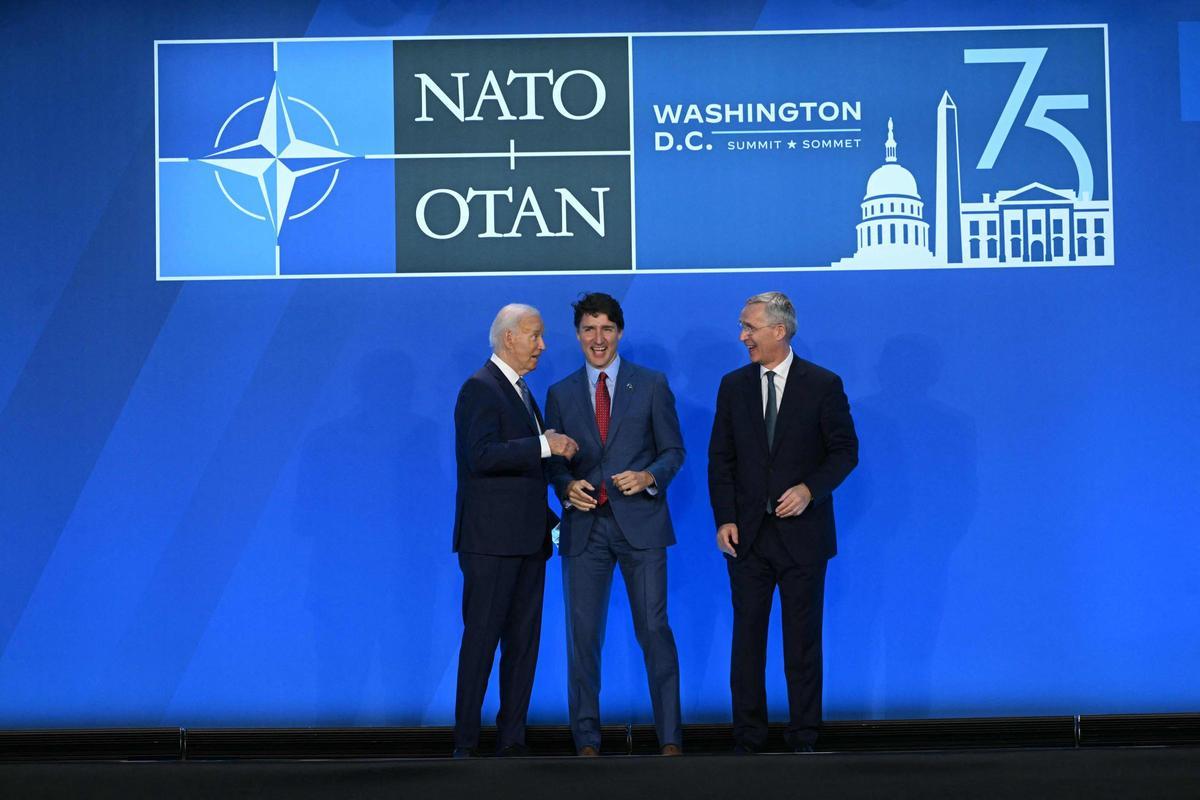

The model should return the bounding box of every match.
[578,745,600,757]
[660,744,683,756]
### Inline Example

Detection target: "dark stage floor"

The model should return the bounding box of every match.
[3,746,1200,800]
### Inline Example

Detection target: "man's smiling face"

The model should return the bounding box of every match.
[577,312,622,369]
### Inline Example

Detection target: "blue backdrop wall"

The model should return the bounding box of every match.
[1,0,1198,727]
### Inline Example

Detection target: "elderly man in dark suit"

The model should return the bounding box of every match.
[452,303,579,758]
[708,291,858,754]
[545,293,686,756]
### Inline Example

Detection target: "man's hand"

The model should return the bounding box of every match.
[775,483,812,518]
[545,429,579,459]
[566,479,598,511]
[611,470,654,496]
[716,523,739,557]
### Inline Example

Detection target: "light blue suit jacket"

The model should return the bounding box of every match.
[545,359,685,557]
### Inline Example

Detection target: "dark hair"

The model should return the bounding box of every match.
[572,292,624,331]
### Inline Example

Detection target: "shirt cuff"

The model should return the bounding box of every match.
[539,434,551,459]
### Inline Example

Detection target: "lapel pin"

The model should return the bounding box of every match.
[626,383,633,390]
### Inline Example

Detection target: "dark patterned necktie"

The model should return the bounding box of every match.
[765,370,778,514]
[595,371,610,504]
[765,370,777,447]
[516,377,538,432]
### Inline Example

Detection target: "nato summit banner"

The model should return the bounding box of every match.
[156,25,1110,279]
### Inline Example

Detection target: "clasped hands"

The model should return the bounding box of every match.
[566,471,654,510]
[716,483,812,557]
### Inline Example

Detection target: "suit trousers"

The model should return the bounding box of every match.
[454,550,545,750]
[562,504,682,751]
[727,517,828,749]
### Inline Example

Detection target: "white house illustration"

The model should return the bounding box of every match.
[832,92,1112,268]
[959,183,1111,265]
[833,118,936,268]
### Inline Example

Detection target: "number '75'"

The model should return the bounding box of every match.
[965,47,1094,200]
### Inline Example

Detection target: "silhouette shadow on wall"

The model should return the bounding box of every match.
[828,334,978,719]
[294,349,452,724]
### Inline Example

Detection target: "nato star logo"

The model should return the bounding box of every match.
[202,81,350,236]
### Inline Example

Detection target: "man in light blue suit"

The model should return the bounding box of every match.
[545,292,686,756]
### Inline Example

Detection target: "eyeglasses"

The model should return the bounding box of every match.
[738,321,783,334]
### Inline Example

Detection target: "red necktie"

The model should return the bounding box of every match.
[596,372,610,504]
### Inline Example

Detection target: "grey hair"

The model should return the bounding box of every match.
[745,291,797,338]
[490,303,541,353]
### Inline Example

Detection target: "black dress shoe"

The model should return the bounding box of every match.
[498,743,531,757]
[732,743,758,755]
[577,745,600,757]
[452,747,477,759]
[793,744,815,753]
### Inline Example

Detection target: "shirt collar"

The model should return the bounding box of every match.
[586,354,621,387]
[490,353,522,387]
[760,349,794,381]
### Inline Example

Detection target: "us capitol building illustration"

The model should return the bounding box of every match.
[834,92,1112,268]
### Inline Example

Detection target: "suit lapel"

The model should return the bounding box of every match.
[605,361,633,444]
[769,355,806,457]
[486,359,539,435]
[744,364,770,456]
[529,391,546,433]
[572,367,602,448]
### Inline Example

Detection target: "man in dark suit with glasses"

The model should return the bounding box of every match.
[708,291,858,754]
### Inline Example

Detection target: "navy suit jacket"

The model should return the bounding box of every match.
[453,359,557,557]
[545,360,685,557]
[707,355,858,564]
